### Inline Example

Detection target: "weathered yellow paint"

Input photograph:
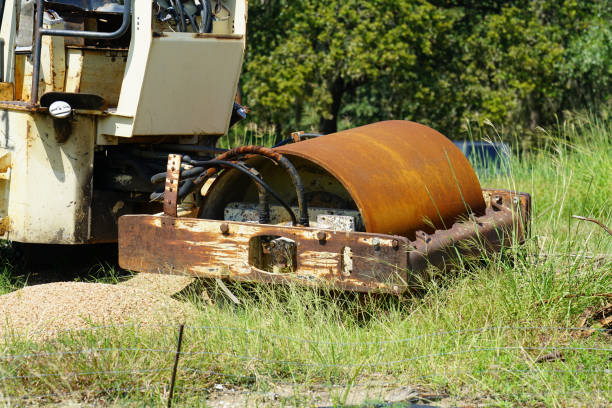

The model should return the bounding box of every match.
[0,0,249,244]
[1,110,95,243]
[64,48,84,93]
[22,18,66,101]
[0,82,13,100]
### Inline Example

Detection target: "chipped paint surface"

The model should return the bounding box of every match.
[1,110,95,243]
[119,189,530,293]
[119,216,409,293]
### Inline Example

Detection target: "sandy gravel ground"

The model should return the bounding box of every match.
[0,280,194,341]
[119,272,195,296]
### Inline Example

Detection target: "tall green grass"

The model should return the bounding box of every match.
[1,117,610,407]
[217,123,278,149]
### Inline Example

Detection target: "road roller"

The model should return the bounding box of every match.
[0,0,529,293]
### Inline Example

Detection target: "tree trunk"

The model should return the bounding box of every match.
[318,78,344,134]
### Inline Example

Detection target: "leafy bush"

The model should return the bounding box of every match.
[241,0,612,140]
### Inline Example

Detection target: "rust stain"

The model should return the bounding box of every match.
[118,189,529,294]
[0,217,10,235]
[164,155,182,217]
[119,216,409,293]
[277,120,486,239]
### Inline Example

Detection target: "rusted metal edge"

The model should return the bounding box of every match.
[482,188,531,239]
[406,189,531,285]
[118,189,529,294]
[163,154,182,217]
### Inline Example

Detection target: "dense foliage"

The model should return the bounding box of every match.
[241,0,612,139]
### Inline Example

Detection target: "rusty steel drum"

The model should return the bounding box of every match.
[276,120,485,238]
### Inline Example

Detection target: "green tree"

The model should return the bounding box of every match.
[244,0,455,135]
[242,0,612,139]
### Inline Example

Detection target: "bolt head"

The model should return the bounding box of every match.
[392,239,400,249]
[316,231,326,241]
[219,223,230,234]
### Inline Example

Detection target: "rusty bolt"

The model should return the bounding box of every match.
[219,223,230,234]
[316,231,326,241]
[372,238,381,251]
[392,239,400,250]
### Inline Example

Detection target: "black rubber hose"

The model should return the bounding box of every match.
[149,149,303,225]
[177,177,195,198]
[174,163,270,223]
[188,11,199,32]
[174,0,186,31]
[154,159,291,224]
[181,166,205,178]
[277,156,309,226]
[203,160,297,225]
[207,147,309,226]
[151,166,205,184]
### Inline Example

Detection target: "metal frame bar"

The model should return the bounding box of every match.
[0,0,5,81]
[30,0,132,105]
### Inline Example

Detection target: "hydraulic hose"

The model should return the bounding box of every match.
[173,0,186,31]
[210,146,309,226]
[277,156,308,226]
[151,159,286,225]
[150,146,308,226]
[202,160,295,225]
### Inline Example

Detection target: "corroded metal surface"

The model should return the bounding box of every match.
[163,154,182,217]
[118,189,529,294]
[119,216,409,293]
[408,189,531,282]
[276,120,486,239]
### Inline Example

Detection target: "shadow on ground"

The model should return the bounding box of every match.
[1,242,130,285]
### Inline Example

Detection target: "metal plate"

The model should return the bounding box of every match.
[118,216,409,293]
[118,190,529,293]
[163,154,182,217]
